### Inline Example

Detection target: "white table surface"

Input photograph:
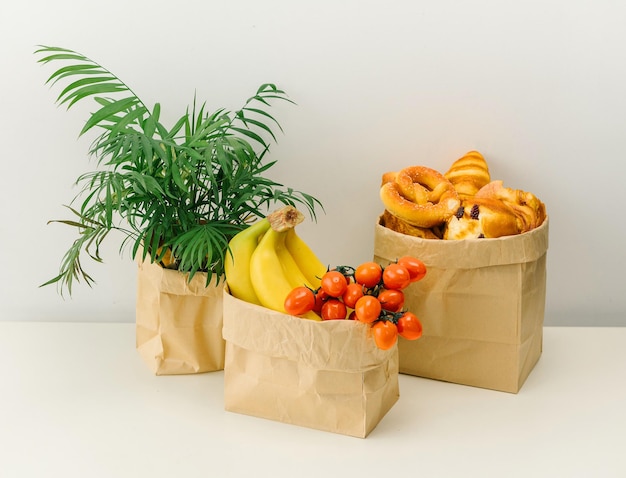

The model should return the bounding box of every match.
[1,322,624,478]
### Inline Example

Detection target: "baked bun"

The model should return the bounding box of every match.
[444,197,521,240]
[475,180,546,232]
[380,209,442,239]
[444,151,491,197]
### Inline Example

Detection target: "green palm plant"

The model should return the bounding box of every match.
[35,45,322,295]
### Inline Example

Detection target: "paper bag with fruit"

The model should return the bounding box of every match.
[222,206,426,437]
[374,151,549,393]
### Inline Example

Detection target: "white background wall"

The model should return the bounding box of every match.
[1,0,625,325]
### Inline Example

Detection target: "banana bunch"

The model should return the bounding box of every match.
[225,207,326,321]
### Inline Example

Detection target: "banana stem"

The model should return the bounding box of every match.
[267,206,304,232]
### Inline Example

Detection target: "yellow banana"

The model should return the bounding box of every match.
[276,239,314,291]
[224,218,271,305]
[250,227,320,321]
[284,227,327,289]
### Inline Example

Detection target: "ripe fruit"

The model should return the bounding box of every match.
[397,312,423,340]
[342,282,365,309]
[354,262,382,288]
[321,299,347,320]
[382,263,411,290]
[283,256,425,350]
[320,270,349,298]
[372,320,398,350]
[284,286,315,316]
[312,288,329,314]
[354,295,382,324]
[397,256,427,283]
[378,289,405,312]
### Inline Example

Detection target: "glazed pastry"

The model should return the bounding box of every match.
[475,180,547,232]
[444,197,521,239]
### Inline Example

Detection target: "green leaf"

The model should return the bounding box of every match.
[236,114,279,142]
[37,53,89,64]
[110,105,149,134]
[45,64,105,86]
[168,114,189,139]
[80,96,140,135]
[242,107,283,129]
[142,112,158,138]
[56,76,119,104]
[230,126,268,149]
[60,83,128,109]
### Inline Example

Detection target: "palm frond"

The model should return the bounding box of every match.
[35,45,148,134]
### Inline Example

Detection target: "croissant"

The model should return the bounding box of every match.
[444,151,491,197]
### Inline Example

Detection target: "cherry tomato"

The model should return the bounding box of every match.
[312,289,329,314]
[347,310,357,320]
[342,283,365,309]
[397,256,427,283]
[354,262,382,288]
[382,263,411,290]
[397,312,423,340]
[378,289,405,312]
[354,295,382,324]
[372,320,398,350]
[320,270,349,298]
[284,286,316,316]
[321,299,347,320]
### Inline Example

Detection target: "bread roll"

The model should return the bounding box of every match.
[380,209,442,239]
[475,180,546,232]
[444,151,491,197]
[444,197,521,240]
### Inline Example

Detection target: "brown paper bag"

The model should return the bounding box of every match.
[374,217,549,393]
[135,259,225,375]
[222,289,399,437]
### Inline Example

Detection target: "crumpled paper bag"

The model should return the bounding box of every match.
[374,216,549,393]
[135,259,225,375]
[222,289,399,438]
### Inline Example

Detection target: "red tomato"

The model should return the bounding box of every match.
[321,299,347,320]
[284,286,316,316]
[347,310,357,320]
[372,320,398,350]
[320,270,349,297]
[342,283,365,309]
[397,312,423,340]
[397,256,427,283]
[354,295,382,324]
[312,289,329,314]
[378,289,405,312]
[382,263,411,290]
[354,262,382,288]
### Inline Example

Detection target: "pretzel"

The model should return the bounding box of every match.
[380,166,460,228]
